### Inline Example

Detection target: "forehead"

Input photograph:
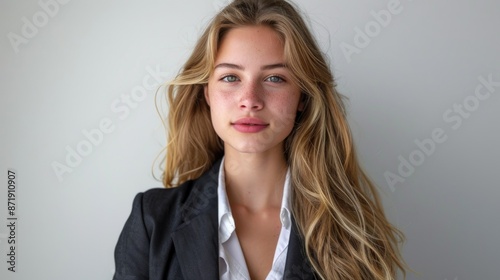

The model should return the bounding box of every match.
[215,25,285,64]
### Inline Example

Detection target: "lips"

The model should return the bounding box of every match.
[232,117,268,133]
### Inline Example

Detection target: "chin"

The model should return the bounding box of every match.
[224,141,283,156]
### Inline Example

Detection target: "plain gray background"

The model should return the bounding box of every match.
[1,0,499,279]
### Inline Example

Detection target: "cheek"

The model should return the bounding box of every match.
[207,87,233,108]
[277,94,301,119]
[209,110,224,140]
[208,95,228,134]
[270,98,300,135]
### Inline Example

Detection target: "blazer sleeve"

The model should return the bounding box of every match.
[113,192,150,280]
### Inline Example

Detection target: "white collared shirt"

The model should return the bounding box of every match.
[218,158,292,280]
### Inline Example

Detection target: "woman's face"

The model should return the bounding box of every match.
[205,25,303,157]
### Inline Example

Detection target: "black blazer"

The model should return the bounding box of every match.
[113,159,317,280]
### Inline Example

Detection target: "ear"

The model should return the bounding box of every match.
[203,84,210,106]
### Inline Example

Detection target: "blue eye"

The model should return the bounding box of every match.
[266,75,284,83]
[221,75,239,82]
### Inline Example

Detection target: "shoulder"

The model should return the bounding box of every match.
[136,159,221,223]
[137,183,195,222]
[141,183,196,209]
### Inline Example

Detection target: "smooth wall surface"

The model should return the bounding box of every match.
[1,0,499,279]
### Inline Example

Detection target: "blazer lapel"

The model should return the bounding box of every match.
[171,209,218,280]
[171,160,221,280]
[284,218,318,279]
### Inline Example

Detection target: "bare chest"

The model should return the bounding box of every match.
[233,208,282,280]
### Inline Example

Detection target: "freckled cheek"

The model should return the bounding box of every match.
[210,92,231,108]
[274,94,300,113]
[270,104,298,133]
[208,96,232,131]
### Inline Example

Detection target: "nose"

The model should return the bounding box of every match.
[239,81,264,111]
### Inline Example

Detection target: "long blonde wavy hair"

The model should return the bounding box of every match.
[161,0,406,279]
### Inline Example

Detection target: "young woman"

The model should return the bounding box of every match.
[113,0,406,279]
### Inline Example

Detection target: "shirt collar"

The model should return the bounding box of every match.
[218,157,235,243]
[217,157,292,242]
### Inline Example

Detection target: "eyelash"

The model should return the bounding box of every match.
[219,75,286,83]
[266,75,285,83]
[221,75,239,82]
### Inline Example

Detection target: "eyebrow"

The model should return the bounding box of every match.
[214,63,287,70]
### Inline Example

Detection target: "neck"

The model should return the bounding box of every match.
[223,149,288,212]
